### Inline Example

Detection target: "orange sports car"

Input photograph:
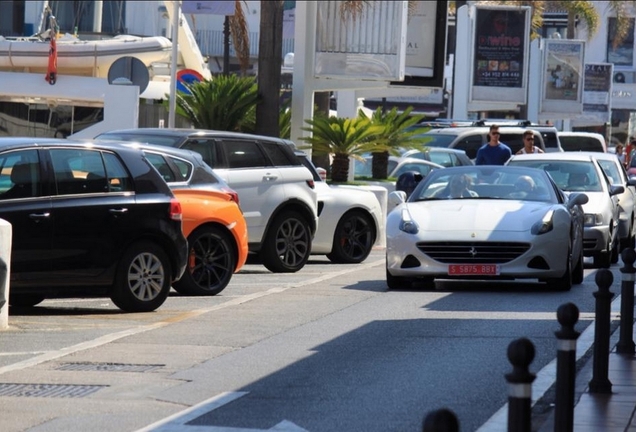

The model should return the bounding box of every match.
[104,141,249,296]
[173,188,248,295]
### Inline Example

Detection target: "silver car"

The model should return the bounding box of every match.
[507,153,624,268]
[585,152,636,249]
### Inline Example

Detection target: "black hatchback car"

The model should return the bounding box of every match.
[0,138,188,312]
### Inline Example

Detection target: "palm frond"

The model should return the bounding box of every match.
[229,0,250,74]
[175,75,259,131]
[339,0,370,21]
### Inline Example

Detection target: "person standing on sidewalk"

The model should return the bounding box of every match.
[516,130,544,154]
[476,124,512,165]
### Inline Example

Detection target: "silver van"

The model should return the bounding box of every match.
[418,127,546,160]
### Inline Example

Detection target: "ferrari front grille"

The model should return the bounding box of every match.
[416,242,531,264]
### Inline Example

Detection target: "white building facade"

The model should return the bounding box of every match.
[576,2,636,146]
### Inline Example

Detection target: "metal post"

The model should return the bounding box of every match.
[506,338,536,432]
[168,0,179,129]
[554,303,580,432]
[223,16,230,76]
[422,408,460,432]
[617,248,636,354]
[589,269,614,393]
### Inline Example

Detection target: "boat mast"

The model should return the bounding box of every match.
[168,1,179,128]
[93,1,103,33]
[37,1,50,34]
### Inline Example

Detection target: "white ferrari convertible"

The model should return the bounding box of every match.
[386,165,588,291]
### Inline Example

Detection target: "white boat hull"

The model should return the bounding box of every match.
[0,35,172,78]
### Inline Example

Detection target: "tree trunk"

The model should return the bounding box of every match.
[371,151,389,179]
[331,153,350,183]
[567,13,575,39]
[312,92,331,178]
[255,1,283,137]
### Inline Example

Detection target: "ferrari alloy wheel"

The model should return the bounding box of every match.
[174,226,236,296]
[327,210,375,264]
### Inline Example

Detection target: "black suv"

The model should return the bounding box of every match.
[0,138,188,312]
[96,129,319,273]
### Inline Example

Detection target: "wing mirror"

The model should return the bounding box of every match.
[388,190,407,208]
[567,192,589,209]
[609,185,625,196]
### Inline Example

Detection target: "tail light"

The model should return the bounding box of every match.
[306,179,315,189]
[221,186,240,205]
[169,198,183,221]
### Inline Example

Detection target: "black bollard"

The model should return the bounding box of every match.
[589,269,614,393]
[0,258,6,311]
[505,338,536,432]
[422,408,460,432]
[554,303,580,432]
[617,248,636,354]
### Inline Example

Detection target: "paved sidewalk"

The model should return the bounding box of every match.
[568,349,636,432]
[479,292,636,432]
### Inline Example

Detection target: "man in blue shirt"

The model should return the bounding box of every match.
[475,125,512,165]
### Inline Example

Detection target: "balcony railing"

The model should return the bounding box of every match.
[194,30,295,59]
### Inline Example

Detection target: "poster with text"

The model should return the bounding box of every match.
[403,2,438,78]
[473,8,526,88]
[540,39,584,116]
[583,63,612,124]
[469,6,530,106]
[570,63,613,127]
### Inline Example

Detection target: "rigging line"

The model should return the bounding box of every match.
[117,0,125,34]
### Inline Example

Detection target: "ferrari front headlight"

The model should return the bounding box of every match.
[583,213,603,226]
[399,208,419,234]
[532,209,554,235]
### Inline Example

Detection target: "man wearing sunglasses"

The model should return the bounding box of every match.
[516,130,545,154]
[475,124,513,165]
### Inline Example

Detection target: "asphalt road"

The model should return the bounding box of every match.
[0,249,619,432]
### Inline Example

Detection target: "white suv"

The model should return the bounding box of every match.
[96,129,319,273]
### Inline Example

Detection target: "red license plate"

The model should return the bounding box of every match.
[448,264,500,276]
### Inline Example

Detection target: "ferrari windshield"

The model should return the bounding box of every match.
[410,166,557,203]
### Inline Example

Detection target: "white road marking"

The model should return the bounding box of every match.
[0,259,385,376]
[135,392,309,432]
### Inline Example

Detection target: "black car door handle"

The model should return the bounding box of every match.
[29,212,50,222]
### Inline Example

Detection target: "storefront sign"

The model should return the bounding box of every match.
[469,6,530,106]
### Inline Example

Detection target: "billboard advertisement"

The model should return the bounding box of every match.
[540,39,585,117]
[582,63,612,124]
[469,6,530,106]
[390,0,448,88]
[314,1,408,81]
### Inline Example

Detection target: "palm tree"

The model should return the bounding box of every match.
[175,75,259,132]
[227,1,251,73]
[301,116,383,182]
[255,1,284,137]
[361,107,429,179]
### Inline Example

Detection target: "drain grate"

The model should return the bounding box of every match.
[0,383,107,398]
[56,362,164,373]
